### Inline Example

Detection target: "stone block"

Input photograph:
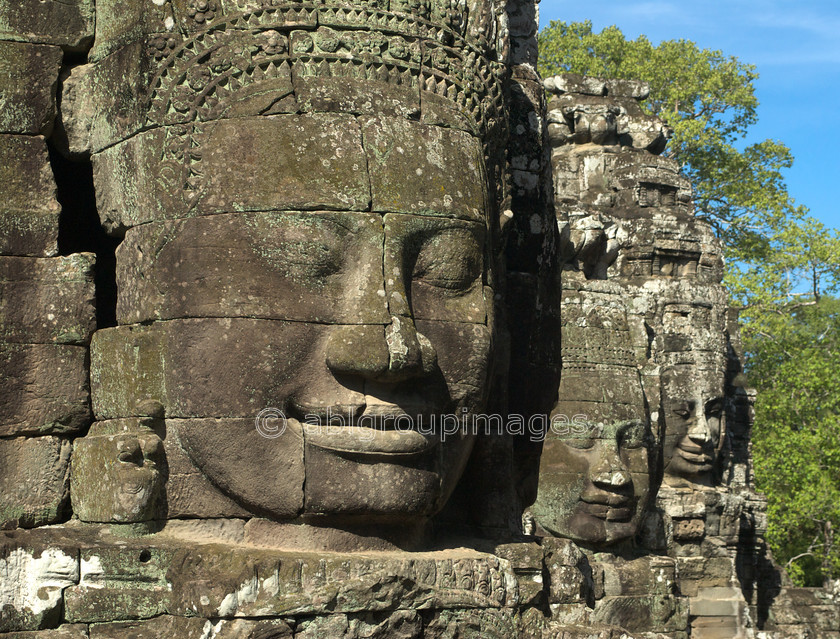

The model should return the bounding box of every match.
[68,30,298,154]
[62,540,516,622]
[64,544,173,623]
[0,541,78,632]
[766,625,815,639]
[90,318,326,420]
[597,555,678,598]
[542,538,592,605]
[0,254,95,344]
[544,74,607,96]
[0,626,88,638]
[0,135,60,257]
[690,616,748,639]
[57,41,158,155]
[0,0,94,51]
[297,611,421,639]
[115,211,388,325]
[89,0,171,61]
[618,113,671,153]
[690,595,744,618]
[293,74,420,119]
[592,594,689,634]
[71,420,164,524]
[675,557,735,596]
[0,343,90,436]
[92,0,291,61]
[302,438,440,517]
[361,116,486,222]
[507,77,546,171]
[93,114,371,233]
[660,488,707,518]
[420,91,475,134]
[494,541,545,607]
[0,437,70,529]
[674,517,706,540]
[383,213,487,323]
[605,78,650,99]
[171,417,304,519]
[0,42,62,135]
[89,617,209,639]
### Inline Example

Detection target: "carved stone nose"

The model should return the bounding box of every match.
[325,319,437,382]
[383,316,437,380]
[591,444,632,487]
[593,469,631,488]
[325,325,390,379]
[688,417,712,444]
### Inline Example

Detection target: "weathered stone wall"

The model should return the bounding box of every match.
[0,0,96,535]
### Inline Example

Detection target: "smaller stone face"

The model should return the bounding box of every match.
[533,415,652,545]
[533,359,653,547]
[71,421,163,523]
[661,363,726,482]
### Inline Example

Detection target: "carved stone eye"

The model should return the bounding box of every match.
[412,230,481,292]
[563,437,596,450]
[672,402,692,419]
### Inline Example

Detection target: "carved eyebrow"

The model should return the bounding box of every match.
[615,419,646,436]
[705,397,724,410]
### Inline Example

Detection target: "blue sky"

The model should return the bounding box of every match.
[538,0,840,229]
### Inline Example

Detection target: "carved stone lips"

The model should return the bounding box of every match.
[288,403,440,457]
[677,443,712,465]
[579,492,633,522]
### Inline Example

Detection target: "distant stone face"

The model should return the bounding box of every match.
[531,281,654,546]
[661,362,726,482]
[534,404,653,545]
[527,74,740,553]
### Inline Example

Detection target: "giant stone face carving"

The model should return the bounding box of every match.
[85,0,509,536]
[533,406,653,545]
[661,363,726,483]
[529,288,655,546]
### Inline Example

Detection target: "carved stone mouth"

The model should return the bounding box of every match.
[677,446,713,465]
[579,492,634,521]
[301,422,438,457]
[579,502,633,522]
[287,405,440,457]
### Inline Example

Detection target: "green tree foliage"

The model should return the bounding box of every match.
[735,223,840,586]
[746,297,840,586]
[538,20,840,585]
